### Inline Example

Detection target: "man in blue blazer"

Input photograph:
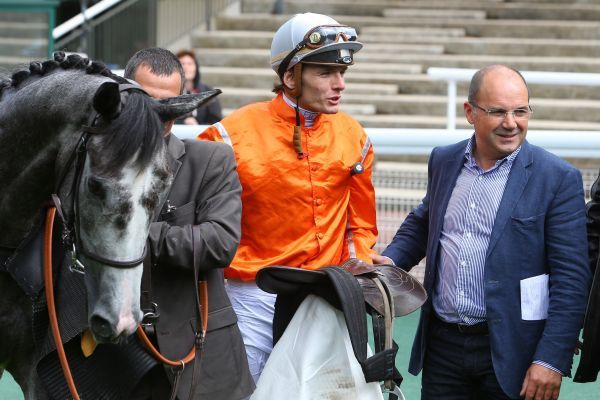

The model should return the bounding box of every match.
[373,65,590,399]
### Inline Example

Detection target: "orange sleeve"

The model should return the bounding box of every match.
[346,137,378,263]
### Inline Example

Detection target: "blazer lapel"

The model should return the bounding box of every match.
[167,134,185,178]
[156,135,185,218]
[429,142,467,267]
[486,141,533,257]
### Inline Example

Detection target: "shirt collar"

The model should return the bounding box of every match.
[465,134,521,170]
[282,93,319,128]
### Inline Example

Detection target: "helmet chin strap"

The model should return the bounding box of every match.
[289,63,305,159]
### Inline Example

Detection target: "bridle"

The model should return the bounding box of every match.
[51,83,148,274]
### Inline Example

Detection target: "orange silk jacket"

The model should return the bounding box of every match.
[198,94,377,281]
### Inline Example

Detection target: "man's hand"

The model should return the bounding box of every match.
[371,253,394,265]
[520,363,562,400]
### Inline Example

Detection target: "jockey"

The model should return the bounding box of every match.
[199,12,378,383]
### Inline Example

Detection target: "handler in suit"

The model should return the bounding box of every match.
[373,64,590,400]
[125,48,254,399]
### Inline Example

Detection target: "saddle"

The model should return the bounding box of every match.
[256,259,427,398]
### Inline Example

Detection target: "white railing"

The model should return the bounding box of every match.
[172,126,600,159]
[427,67,600,131]
[53,0,124,39]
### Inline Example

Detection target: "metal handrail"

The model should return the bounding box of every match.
[53,0,123,40]
[427,67,600,130]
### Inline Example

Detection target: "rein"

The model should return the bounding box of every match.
[135,282,208,367]
[43,207,81,400]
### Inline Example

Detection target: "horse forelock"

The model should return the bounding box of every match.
[92,91,165,176]
[0,52,166,177]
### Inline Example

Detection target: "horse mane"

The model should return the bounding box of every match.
[0,51,129,94]
[1,52,164,173]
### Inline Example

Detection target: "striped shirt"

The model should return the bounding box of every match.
[433,136,520,325]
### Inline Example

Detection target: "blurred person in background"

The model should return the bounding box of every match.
[575,169,600,383]
[176,49,223,125]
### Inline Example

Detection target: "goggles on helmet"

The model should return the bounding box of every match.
[277,25,358,78]
[304,25,357,48]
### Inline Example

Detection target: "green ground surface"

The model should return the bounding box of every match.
[1,311,598,399]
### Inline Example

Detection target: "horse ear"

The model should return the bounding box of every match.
[155,89,221,122]
[93,81,122,119]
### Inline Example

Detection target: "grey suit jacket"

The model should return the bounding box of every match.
[147,135,254,399]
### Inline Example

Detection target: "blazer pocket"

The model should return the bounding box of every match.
[510,214,545,260]
[510,213,545,229]
[161,200,196,223]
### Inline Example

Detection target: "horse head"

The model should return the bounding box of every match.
[0,53,219,345]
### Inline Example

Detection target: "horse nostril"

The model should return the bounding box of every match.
[89,315,117,343]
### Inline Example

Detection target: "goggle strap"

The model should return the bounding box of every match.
[277,39,308,78]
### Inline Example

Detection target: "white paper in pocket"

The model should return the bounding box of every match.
[520,274,549,320]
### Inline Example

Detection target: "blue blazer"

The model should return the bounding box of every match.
[382,139,591,398]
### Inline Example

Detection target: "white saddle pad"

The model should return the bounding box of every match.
[250,294,384,400]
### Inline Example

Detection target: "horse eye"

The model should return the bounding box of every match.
[87,177,106,199]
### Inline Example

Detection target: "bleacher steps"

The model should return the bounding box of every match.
[382,2,600,21]
[197,47,600,73]
[194,31,446,54]
[0,37,47,59]
[240,0,600,21]
[0,21,47,39]
[359,27,467,38]
[218,87,377,114]
[381,9,487,19]
[359,34,600,58]
[223,102,377,116]
[215,14,600,40]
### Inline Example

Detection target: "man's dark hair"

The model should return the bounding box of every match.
[124,47,185,94]
[468,64,530,104]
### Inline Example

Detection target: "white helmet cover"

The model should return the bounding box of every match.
[270,12,363,76]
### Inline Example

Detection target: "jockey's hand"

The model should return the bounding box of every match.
[519,363,562,400]
[371,253,395,266]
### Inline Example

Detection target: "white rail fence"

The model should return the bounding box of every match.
[173,126,600,159]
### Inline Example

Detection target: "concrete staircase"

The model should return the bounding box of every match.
[0,11,48,71]
[191,0,600,130]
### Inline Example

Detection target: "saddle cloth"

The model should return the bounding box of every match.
[251,294,384,400]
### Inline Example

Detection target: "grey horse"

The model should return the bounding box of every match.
[0,52,219,399]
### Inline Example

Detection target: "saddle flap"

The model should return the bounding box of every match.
[339,259,427,317]
[357,265,427,317]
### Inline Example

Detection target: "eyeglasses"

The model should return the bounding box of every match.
[277,25,358,77]
[469,102,533,120]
